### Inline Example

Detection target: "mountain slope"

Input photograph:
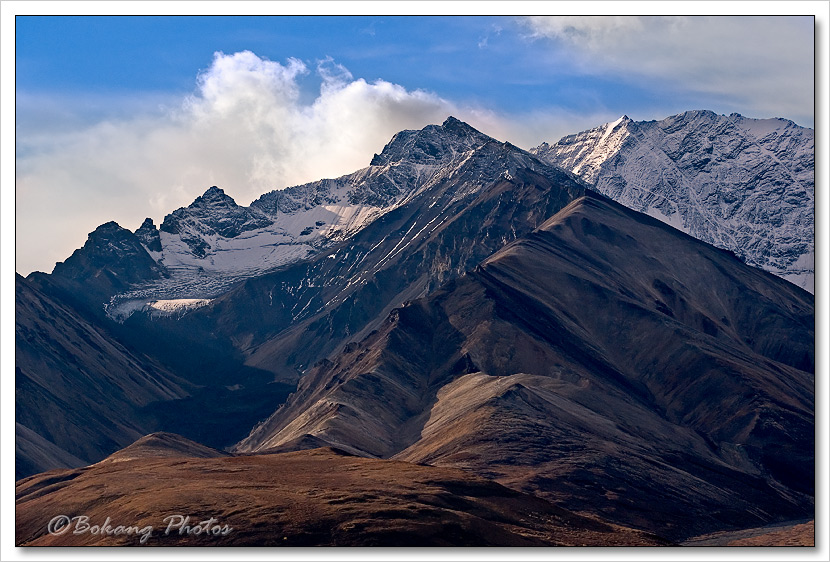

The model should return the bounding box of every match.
[532,110,814,292]
[168,134,585,382]
[15,423,86,479]
[236,191,814,540]
[14,274,190,475]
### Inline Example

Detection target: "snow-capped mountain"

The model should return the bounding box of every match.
[532,110,815,292]
[187,137,584,381]
[104,117,499,318]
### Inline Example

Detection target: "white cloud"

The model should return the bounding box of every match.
[15,51,459,275]
[15,49,623,276]
[522,16,814,126]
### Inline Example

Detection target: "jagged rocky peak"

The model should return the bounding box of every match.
[59,221,148,264]
[160,185,273,239]
[51,220,167,288]
[193,185,237,207]
[134,218,162,252]
[530,115,636,185]
[369,116,494,167]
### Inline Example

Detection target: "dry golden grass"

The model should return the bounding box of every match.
[726,521,814,546]
[682,520,814,546]
[16,447,671,547]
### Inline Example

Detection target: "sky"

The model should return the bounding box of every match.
[8,10,821,276]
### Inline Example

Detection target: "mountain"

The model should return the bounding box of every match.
[155,127,585,382]
[20,116,581,462]
[14,274,190,475]
[16,437,669,546]
[47,221,169,313]
[235,191,814,541]
[102,117,500,319]
[531,110,815,292]
[16,113,815,545]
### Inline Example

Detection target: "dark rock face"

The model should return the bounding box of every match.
[14,274,189,475]
[52,222,166,286]
[134,218,162,252]
[236,192,813,541]
[49,221,167,308]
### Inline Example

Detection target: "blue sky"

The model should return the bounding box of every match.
[11,13,819,275]
[17,15,815,131]
[15,16,708,121]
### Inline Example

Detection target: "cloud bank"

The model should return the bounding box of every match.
[16,52,458,275]
[16,49,615,276]
[521,16,814,126]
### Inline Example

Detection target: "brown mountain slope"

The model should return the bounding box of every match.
[92,432,230,464]
[235,191,813,541]
[15,443,669,547]
[682,519,814,546]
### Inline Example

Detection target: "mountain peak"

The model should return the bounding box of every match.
[439,116,489,138]
[194,186,236,206]
[93,221,124,234]
[441,115,473,130]
[607,115,633,130]
[51,219,167,292]
[135,218,162,252]
[370,117,492,168]
[160,185,272,244]
[678,109,718,120]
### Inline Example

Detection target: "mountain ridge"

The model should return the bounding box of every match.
[39,110,812,323]
[234,190,813,540]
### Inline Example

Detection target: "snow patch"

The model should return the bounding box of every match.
[146,298,212,313]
